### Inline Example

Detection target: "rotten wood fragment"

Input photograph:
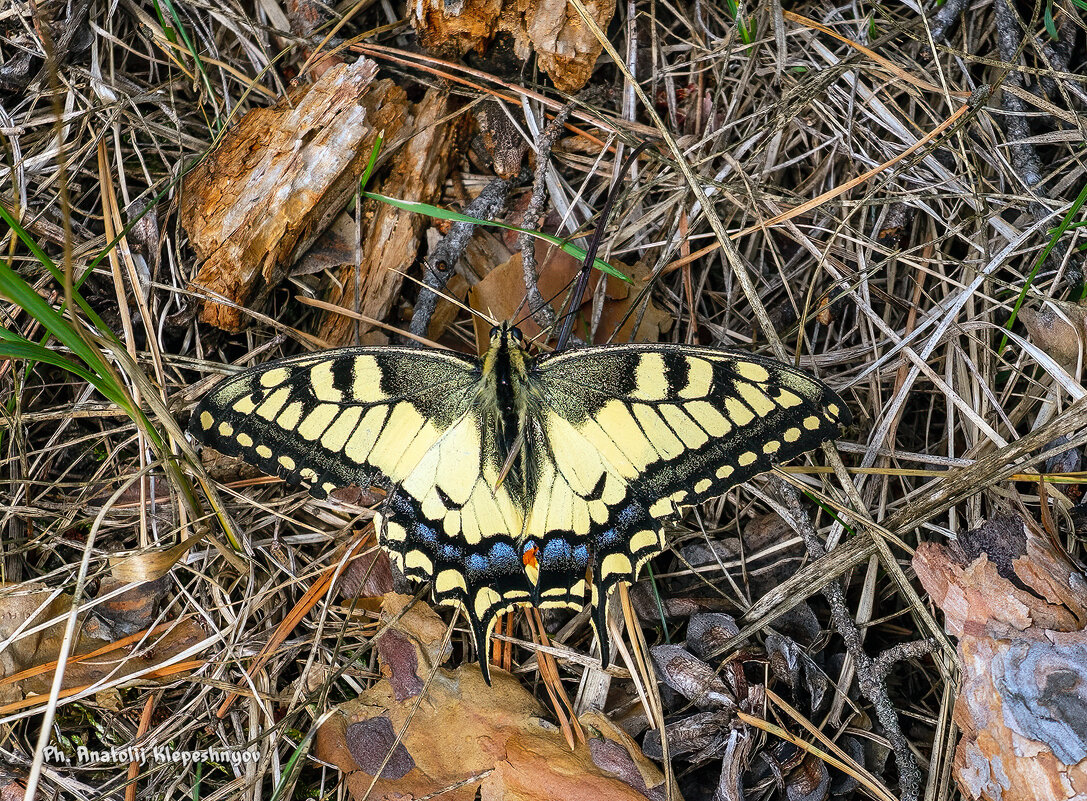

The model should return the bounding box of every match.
[914,515,1087,801]
[182,59,407,332]
[316,87,469,346]
[411,0,615,92]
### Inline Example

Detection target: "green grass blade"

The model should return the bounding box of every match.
[364,192,630,281]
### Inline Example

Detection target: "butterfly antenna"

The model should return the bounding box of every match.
[553,141,651,352]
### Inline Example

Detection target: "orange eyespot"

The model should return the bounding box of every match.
[522,545,540,569]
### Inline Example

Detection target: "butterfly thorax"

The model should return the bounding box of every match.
[477,323,542,511]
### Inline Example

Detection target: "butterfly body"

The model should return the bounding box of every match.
[191,324,849,681]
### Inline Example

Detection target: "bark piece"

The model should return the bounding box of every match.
[183,59,408,332]
[316,87,468,346]
[914,517,1087,800]
[411,0,614,92]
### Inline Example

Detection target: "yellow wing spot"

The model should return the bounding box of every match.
[384,520,408,542]
[783,427,801,443]
[631,353,670,401]
[670,489,688,503]
[540,586,569,598]
[629,528,662,555]
[803,415,822,430]
[297,404,339,442]
[300,467,318,482]
[232,394,257,415]
[569,578,587,602]
[763,439,781,455]
[277,401,304,431]
[737,382,776,417]
[716,464,734,480]
[435,569,467,594]
[405,549,434,574]
[734,361,770,383]
[775,389,804,408]
[322,482,336,495]
[600,552,633,579]
[687,400,732,438]
[649,498,673,517]
[256,386,291,421]
[724,396,755,426]
[695,478,712,494]
[236,432,254,448]
[344,406,389,464]
[445,510,462,537]
[632,404,684,459]
[827,403,841,418]
[259,368,289,388]
[589,499,610,525]
[352,355,387,401]
[216,420,233,437]
[738,451,757,467]
[256,444,272,459]
[678,357,714,398]
[421,489,446,521]
[278,455,296,471]
[320,407,363,452]
[660,405,708,449]
[310,362,342,403]
[473,587,503,619]
[199,411,214,431]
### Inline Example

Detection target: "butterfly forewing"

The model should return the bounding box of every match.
[190,347,479,496]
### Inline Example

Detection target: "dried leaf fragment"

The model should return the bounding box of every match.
[316,593,674,800]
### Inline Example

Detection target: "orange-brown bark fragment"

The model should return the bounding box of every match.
[914,519,1087,801]
[411,0,614,92]
[182,59,408,332]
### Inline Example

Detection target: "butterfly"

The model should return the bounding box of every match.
[190,322,848,681]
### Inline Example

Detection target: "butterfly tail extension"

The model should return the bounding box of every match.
[588,500,668,669]
[379,490,533,685]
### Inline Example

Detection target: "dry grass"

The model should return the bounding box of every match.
[1,1,1085,800]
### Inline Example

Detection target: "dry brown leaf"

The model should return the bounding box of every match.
[316,593,674,801]
[914,517,1087,801]
[183,59,407,331]
[411,0,614,92]
[0,583,205,706]
[469,242,670,349]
